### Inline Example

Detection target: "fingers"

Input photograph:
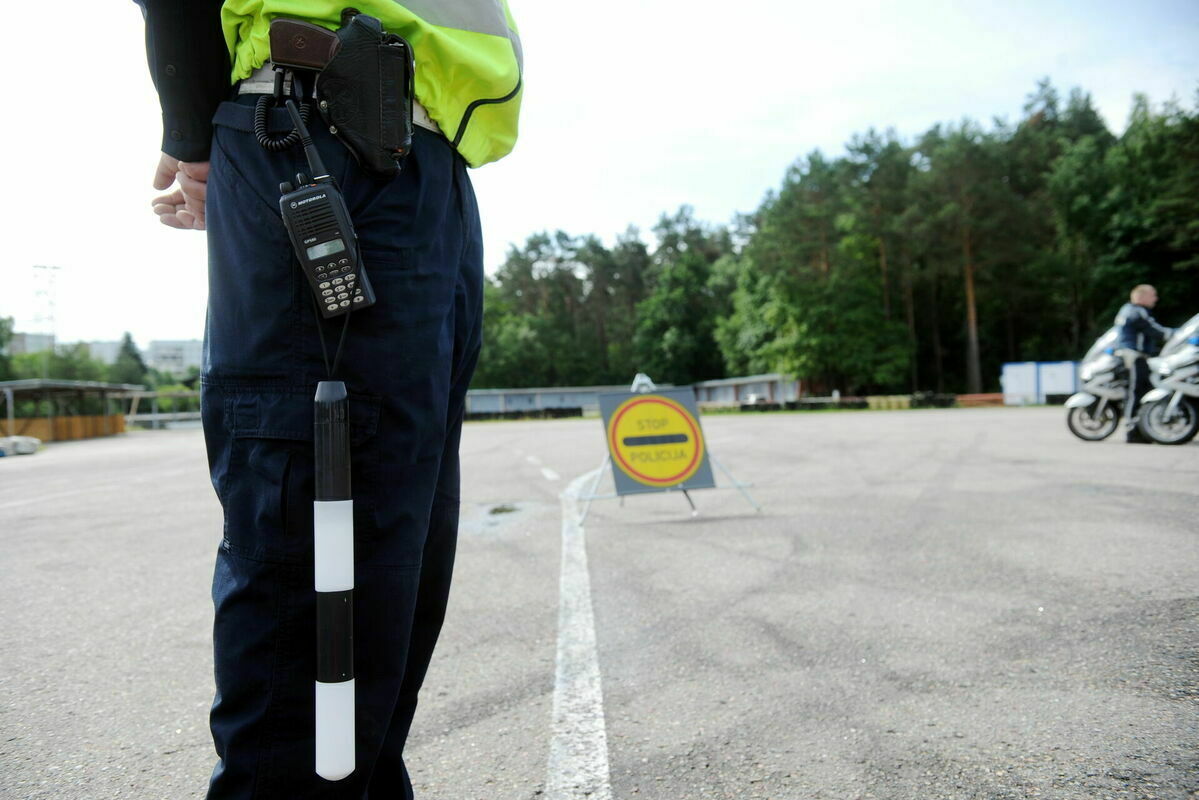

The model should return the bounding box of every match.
[157,212,194,230]
[177,160,210,230]
[178,160,210,181]
[152,188,185,209]
[176,169,208,211]
[156,207,204,230]
[151,187,205,231]
[154,152,180,191]
[149,157,210,231]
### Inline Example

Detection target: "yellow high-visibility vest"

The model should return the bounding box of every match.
[221,0,522,167]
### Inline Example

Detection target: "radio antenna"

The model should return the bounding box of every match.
[284,74,329,182]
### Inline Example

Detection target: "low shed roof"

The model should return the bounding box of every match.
[0,379,145,395]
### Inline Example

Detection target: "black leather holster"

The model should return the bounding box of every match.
[314,13,415,179]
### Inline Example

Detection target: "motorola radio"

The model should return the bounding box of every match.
[278,98,376,319]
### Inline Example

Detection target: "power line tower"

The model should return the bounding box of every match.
[32,265,62,380]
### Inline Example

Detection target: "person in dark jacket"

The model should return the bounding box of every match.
[1115,284,1173,443]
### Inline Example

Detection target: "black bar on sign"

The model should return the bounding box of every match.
[622,433,689,447]
[316,590,354,683]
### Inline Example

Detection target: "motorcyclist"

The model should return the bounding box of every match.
[1115,284,1173,443]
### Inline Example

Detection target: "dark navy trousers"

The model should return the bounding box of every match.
[200,97,483,799]
[1128,357,1150,421]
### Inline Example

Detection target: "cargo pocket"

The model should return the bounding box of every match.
[218,388,380,564]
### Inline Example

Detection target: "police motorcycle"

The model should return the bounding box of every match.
[1136,312,1199,445]
[1064,327,1127,441]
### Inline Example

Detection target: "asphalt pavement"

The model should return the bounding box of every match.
[1,407,1195,799]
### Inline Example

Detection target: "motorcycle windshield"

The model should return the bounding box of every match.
[1159,312,1199,356]
[1082,328,1119,362]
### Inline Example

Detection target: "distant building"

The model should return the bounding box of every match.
[692,373,801,405]
[84,340,123,365]
[462,373,804,414]
[10,332,55,355]
[147,339,203,376]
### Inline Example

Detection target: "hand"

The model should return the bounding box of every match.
[151,152,210,231]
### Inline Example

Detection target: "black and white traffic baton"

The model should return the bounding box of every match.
[314,380,355,780]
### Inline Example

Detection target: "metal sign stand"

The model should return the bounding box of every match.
[576,374,761,524]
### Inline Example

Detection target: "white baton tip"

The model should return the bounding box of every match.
[315,679,356,780]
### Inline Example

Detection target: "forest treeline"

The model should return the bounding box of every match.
[474,81,1199,394]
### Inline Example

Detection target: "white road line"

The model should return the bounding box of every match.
[546,469,613,800]
[0,467,200,512]
[0,484,115,511]
[526,454,542,465]
[541,467,561,482]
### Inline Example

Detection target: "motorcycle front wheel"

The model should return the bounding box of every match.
[1067,404,1119,441]
[1137,397,1199,445]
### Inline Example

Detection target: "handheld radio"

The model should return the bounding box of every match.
[278,99,376,318]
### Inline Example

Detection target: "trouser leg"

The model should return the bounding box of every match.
[201,96,478,799]
[367,162,484,798]
[1128,357,1149,421]
[365,430,462,799]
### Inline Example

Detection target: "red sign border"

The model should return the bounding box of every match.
[607,395,704,486]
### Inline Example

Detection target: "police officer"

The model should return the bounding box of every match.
[1115,284,1172,444]
[133,2,522,797]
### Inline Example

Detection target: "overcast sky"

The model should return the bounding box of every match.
[2,0,1197,346]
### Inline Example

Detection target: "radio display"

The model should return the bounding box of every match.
[307,239,346,260]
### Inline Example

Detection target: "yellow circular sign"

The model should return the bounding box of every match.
[606,395,705,487]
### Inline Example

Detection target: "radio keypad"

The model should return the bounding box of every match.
[301,243,367,317]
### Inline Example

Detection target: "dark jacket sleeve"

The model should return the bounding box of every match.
[1130,307,1171,345]
[1116,303,1173,353]
[135,0,230,161]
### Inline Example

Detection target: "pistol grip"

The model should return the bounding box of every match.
[269,19,341,71]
